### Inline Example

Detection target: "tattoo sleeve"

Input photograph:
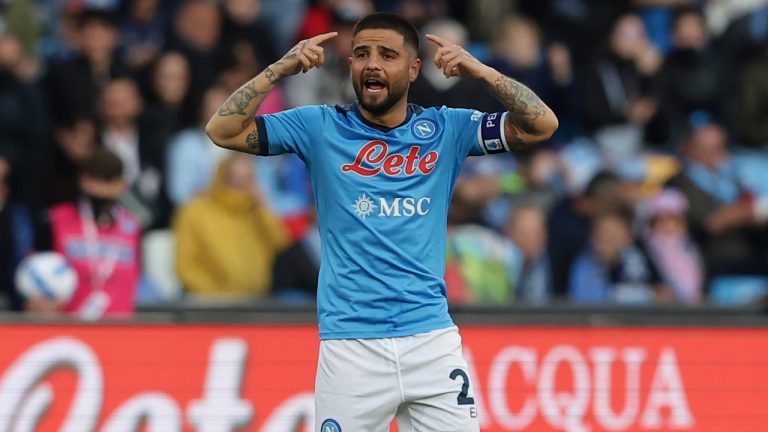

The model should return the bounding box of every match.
[217,81,264,116]
[492,75,549,148]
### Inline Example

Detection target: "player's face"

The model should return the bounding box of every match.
[350,29,420,116]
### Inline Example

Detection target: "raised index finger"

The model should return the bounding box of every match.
[426,34,451,47]
[309,32,339,45]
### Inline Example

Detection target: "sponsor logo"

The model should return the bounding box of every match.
[484,138,503,151]
[341,141,438,177]
[411,119,437,139]
[352,194,431,218]
[321,419,342,432]
[351,194,377,219]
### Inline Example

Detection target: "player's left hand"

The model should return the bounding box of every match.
[426,34,490,80]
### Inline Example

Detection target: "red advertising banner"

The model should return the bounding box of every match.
[0,325,766,431]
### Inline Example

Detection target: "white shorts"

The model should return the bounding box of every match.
[315,326,480,432]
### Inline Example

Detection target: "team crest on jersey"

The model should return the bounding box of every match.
[411,119,438,139]
[321,419,342,432]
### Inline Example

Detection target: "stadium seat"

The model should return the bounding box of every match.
[709,276,768,306]
[140,229,183,304]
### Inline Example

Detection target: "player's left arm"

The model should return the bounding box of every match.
[426,34,559,150]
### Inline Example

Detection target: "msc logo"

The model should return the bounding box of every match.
[321,419,342,432]
[411,119,437,139]
[352,194,431,218]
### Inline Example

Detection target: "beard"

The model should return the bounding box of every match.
[352,78,409,116]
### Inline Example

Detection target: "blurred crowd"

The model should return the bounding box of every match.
[2,0,768,318]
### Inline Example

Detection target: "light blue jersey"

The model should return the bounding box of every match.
[256,102,511,339]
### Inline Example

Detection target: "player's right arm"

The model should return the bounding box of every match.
[205,32,338,155]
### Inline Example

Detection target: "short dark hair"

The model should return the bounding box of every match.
[352,12,420,53]
[80,148,123,181]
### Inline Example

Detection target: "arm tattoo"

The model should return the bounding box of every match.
[494,75,547,135]
[245,129,260,152]
[264,66,277,83]
[218,82,262,116]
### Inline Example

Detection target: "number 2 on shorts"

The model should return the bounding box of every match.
[449,368,475,405]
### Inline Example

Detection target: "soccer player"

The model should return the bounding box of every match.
[206,12,558,432]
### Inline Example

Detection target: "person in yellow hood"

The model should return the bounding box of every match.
[174,153,289,300]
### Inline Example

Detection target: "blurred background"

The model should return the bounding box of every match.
[2,0,768,315]
[3,1,768,431]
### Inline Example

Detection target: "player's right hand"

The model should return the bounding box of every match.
[272,32,338,77]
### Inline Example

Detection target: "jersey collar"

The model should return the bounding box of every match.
[337,101,424,133]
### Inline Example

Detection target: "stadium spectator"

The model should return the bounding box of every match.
[216,35,266,102]
[166,85,231,207]
[0,34,47,207]
[655,7,724,147]
[548,171,618,297]
[487,15,575,142]
[633,0,698,54]
[117,0,166,74]
[37,116,100,210]
[453,146,562,230]
[31,148,141,319]
[584,13,661,159]
[259,0,309,55]
[547,170,645,298]
[666,123,768,280]
[97,78,171,229]
[37,2,82,61]
[166,84,311,226]
[219,0,276,67]
[43,9,128,123]
[409,18,496,112]
[714,2,768,63]
[641,187,704,305]
[141,51,193,155]
[569,206,667,305]
[144,51,192,126]
[535,0,629,69]
[504,204,553,304]
[0,155,35,311]
[463,0,516,43]
[174,154,289,301]
[169,0,222,113]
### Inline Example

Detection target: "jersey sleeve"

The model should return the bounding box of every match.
[254,105,326,159]
[444,107,513,158]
